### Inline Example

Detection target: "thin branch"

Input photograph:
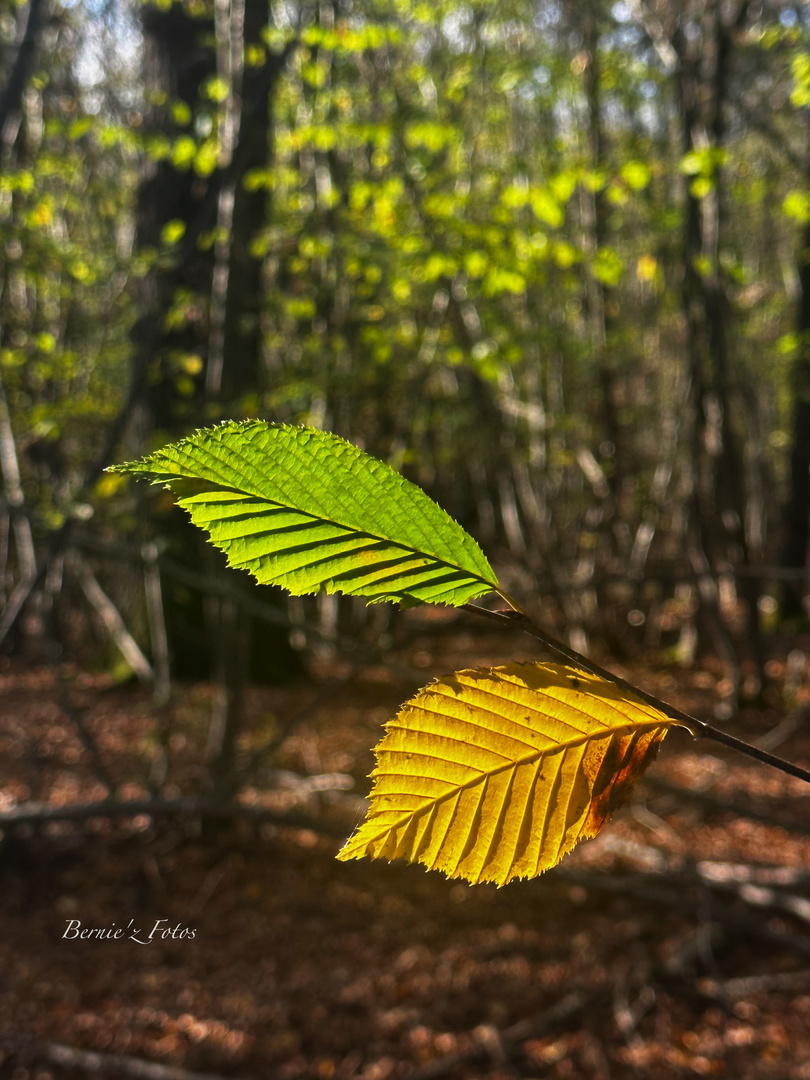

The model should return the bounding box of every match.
[625,0,679,72]
[71,551,153,682]
[463,605,810,785]
[0,571,38,643]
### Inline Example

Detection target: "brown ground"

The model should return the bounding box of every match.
[1,613,809,1080]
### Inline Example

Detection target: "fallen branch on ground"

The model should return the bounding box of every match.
[0,796,350,837]
[29,1040,249,1080]
[642,775,810,836]
[555,867,810,958]
[404,992,587,1080]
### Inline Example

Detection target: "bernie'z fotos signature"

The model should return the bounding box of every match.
[63,919,196,944]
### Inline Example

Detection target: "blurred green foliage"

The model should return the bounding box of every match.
[1,0,809,647]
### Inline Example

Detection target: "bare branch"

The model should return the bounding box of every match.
[463,605,810,785]
[71,550,153,683]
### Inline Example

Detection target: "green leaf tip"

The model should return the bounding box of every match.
[111,421,500,607]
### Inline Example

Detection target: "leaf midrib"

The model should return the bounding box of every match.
[178,430,488,577]
[353,718,670,849]
[174,474,497,593]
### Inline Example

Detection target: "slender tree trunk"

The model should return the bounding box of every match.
[782,208,810,619]
[0,366,36,583]
[220,0,272,400]
[582,2,621,503]
[674,2,755,687]
[202,0,300,792]
[135,4,217,433]
[0,0,46,159]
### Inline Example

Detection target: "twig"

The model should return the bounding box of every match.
[75,529,290,625]
[0,571,37,642]
[31,1040,249,1080]
[695,861,810,889]
[463,605,810,785]
[73,531,388,660]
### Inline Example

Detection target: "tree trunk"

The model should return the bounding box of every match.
[782,211,810,620]
[674,0,758,688]
[220,0,272,401]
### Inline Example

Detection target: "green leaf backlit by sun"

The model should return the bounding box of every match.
[110,421,500,607]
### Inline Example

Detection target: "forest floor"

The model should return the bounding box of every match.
[1,610,810,1080]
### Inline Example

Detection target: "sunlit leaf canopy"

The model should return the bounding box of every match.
[339,662,679,885]
[1,0,809,654]
[111,421,501,606]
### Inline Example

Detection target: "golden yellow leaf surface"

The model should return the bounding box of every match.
[338,662,677,885]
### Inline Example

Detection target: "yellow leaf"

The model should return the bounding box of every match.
[29,201,53,228]
[338,663,678,886]
[636,255,658,283]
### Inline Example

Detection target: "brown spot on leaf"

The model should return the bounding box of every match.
[582,727,666,837]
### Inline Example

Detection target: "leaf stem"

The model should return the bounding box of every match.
[463,605,810,786]
[494,588,526,615]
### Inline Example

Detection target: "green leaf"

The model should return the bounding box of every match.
[194,139,219,177]
[202,76,230,103]
[530,187,564,228]
[160,219,186,246]
[110,421,500,606]
[783,189,810,224]
[620,160,651,191]
[593,246,625,287]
